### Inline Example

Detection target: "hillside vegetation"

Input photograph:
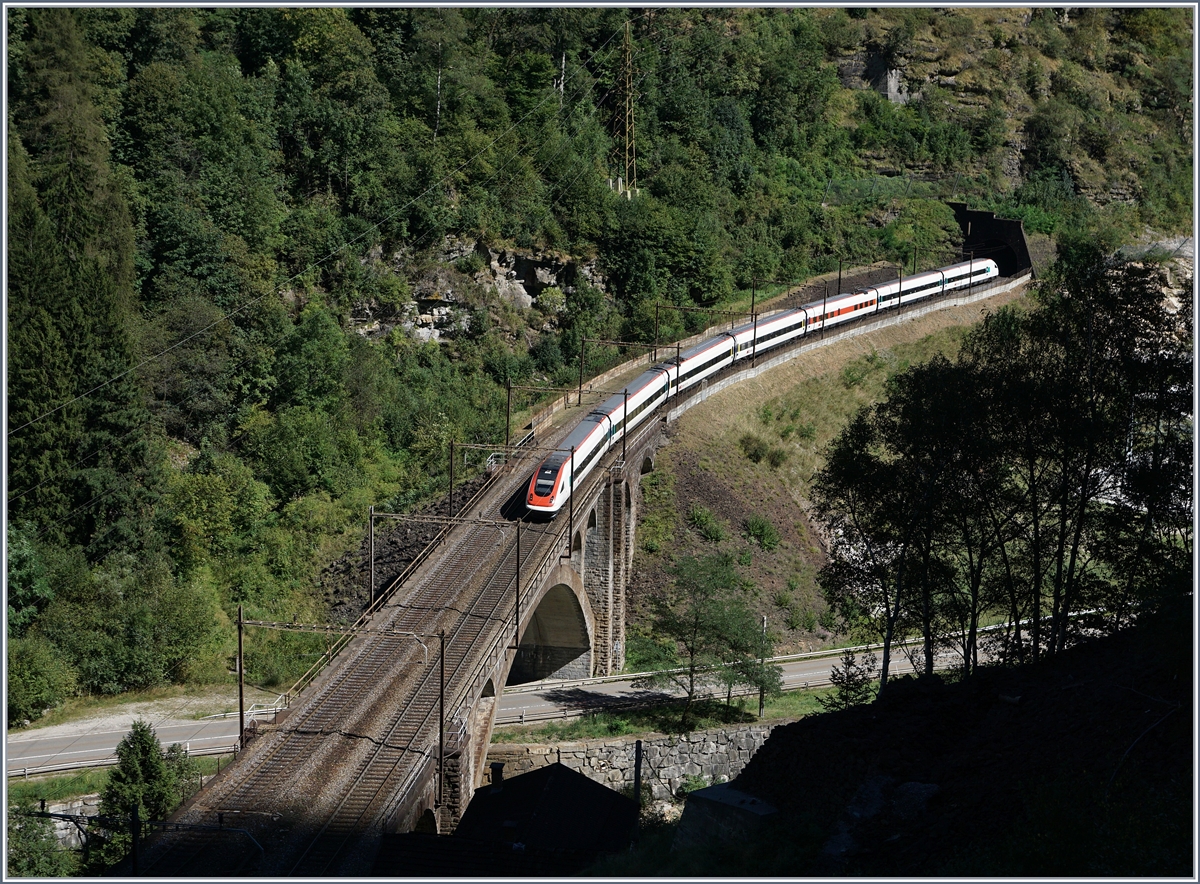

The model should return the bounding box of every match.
[626,291,1028,663]
[6,8,1192,722]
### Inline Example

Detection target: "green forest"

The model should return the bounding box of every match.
[6,7,1193,724]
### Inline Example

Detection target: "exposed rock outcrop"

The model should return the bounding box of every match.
[352,238,606,342]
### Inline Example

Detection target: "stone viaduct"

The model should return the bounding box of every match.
[142,256,1030,875]
[387,268,1032,836]
[386,403,665,836]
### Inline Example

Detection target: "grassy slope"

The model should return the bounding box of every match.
[628,286,1029,656]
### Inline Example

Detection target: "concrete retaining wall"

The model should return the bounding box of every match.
[484,720,792,801]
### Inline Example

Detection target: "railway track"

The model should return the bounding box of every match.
[139,427,575,876]
[137,275,1025,875]
[287,518,561,875]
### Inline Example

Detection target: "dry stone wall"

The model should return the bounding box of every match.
[485,720,793,801]
[45,796,101,849]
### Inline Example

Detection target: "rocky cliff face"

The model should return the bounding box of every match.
[829,9,1034,189]
[353,238,606,342]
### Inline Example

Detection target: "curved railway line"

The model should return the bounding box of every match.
[138,272,1026,876]
[140,410,649,876]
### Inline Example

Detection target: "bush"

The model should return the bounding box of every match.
[738,549,753,566]
[536,285,566,314]
[773,590,793,608]
[765,446,789,469]
[455,251,487,275]
[743,515,781,551]
[677,773,710,798]
[739,433,770,463]
[688,505,725,542]
[782,420,816,442]
[530,332,564,372]
[247,405,365,501]
[785,606,805,631]
[7,636,77,727]
[841,362,869,388]
[818,607,839,631]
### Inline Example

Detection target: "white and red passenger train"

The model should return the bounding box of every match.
[526,258,999,514]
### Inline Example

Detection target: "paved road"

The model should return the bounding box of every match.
[7,646,955,775]
[6,719,246,777]
[495,646,955,725]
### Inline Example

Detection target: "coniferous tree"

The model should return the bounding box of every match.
[7,138,81,541]
[11,9,158,557]
[816,649,878,712]
[91,720,180,870]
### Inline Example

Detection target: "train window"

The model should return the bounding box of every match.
[535,467,556,495]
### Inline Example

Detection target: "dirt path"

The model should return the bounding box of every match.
[7,684,282,742]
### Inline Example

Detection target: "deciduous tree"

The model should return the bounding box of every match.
[637,554,780,726]
[7,800,76,877]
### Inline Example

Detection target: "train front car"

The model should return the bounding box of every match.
[525,407,610,515]
[526,452,569,514]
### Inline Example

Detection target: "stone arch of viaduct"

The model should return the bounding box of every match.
[401,271,1034,831]
[400,424,656,833]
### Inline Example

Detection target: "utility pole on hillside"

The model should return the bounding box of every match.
[622,21,636,196]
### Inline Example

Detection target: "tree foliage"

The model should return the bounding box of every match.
[90,719,196,871]
[7,801,77,877]
[637,554,781,726]
[816,649,878,712]
[4,7,1190,710]
[7,635,77,727]
[813,250,1192,693]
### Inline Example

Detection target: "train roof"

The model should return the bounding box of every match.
[594,367,667,414]
[679,334,733,362]
[554,412,605,456]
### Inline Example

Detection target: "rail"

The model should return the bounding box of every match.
[526,271,1028,436]
[449,412,662,738]
[282,444,524,703]
[376,475,598,833]
[130,275,1035,867]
